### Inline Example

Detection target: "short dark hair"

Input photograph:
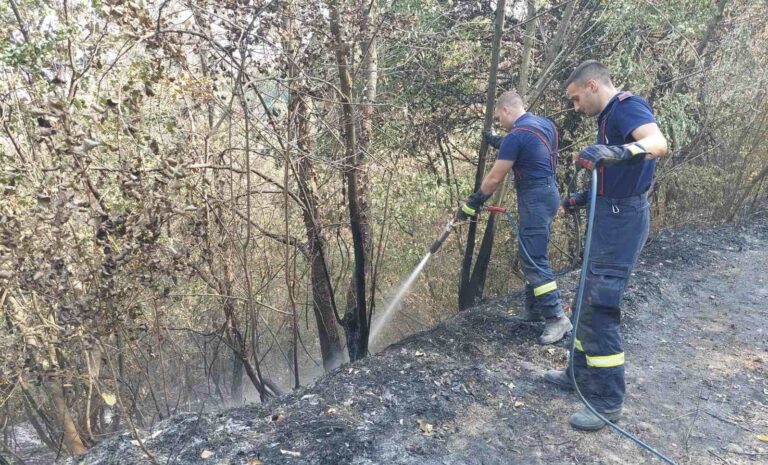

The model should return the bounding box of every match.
[565,60,612,88]
[496,90,524,110]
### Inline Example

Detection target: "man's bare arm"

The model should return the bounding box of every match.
[631,123,668,159]
[479,160,515,196]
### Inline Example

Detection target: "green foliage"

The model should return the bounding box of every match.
[655,92,697,152]
[0,1,766,459]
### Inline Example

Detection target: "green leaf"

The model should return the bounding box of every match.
[101,392,117,406]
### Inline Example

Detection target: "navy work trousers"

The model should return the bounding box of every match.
[572,193,650,412]
[515,176,564,319]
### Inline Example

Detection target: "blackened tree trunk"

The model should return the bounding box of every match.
[293,98,345,370]
[469,0,534,303]
[459,0,506,310]
[329,0,370,361]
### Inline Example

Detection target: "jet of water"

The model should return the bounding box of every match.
[369,252,432,347]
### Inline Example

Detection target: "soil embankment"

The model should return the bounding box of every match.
[76,218,768,465]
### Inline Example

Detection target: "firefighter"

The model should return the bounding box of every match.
[545,60,668,431]
[459,90,572,345]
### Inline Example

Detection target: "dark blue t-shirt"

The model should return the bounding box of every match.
[497,112,558,180]
[596,92,657,198]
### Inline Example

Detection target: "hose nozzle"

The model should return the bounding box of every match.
[429,220,455,254]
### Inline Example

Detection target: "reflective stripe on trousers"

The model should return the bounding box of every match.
[533,281,557,297]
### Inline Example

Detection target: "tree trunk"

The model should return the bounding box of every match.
[360,0,379,331]
[459,0,506,310]
[50,386,88,455]
[284,0,345,372]
[469,0,535,302]
[544,0,575,66]
[297,161,345,370]
[328,0,370,361]
[518,0,537,98]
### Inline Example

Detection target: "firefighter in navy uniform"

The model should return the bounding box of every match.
[545,61,668,431]
[459,90,572,345]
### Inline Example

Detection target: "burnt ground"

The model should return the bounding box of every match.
[75,217,768,465]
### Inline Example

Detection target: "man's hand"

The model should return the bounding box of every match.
[482,129,504,150]
[574,143,649,170]
[560,192,587,214]
[458,191,490,221]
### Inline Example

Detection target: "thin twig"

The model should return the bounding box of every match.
[684,385,706,453]
[721,449,768,457]
[704,410,756,433]
[708,449,731,464]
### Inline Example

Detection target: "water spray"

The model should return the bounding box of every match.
[370,217,457,346]
[372,208,510,345]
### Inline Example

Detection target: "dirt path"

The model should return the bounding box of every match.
[77,218,768,465]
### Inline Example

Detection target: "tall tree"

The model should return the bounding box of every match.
[459,0,507,310]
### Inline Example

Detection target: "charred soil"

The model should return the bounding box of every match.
[77,217,768,465]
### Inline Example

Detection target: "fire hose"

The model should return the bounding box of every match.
[428,169,678,464]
